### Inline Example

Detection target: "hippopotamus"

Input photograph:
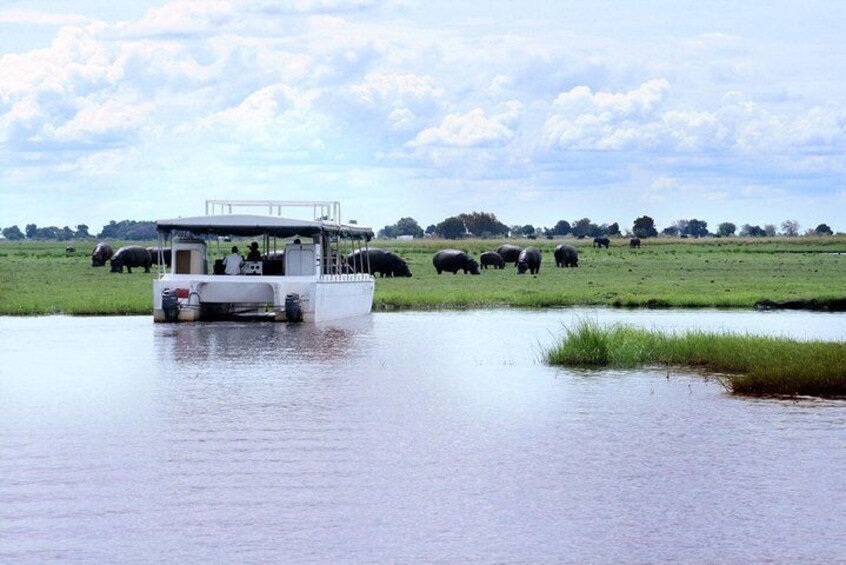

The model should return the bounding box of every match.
[480,251,505,270]
[110,246,152,273]
[516,247,542,275]
[91,242,114,267]
[554,244,579,268]
[432,249,480,275]
[593,237,610,249]
[629,237,641,248]
[146,247,172,267]
[347,248,412,278]
[496,244,523,265]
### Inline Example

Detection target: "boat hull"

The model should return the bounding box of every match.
[153,274,374,323]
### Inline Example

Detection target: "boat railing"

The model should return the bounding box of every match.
[319,273,373,283]
[205,199,341,223]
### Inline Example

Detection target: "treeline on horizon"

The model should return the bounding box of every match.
[377,212,838,240]
[0,220,157,241]
[0,214,839,242]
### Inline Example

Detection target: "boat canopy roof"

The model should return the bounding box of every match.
[156,214,373,239]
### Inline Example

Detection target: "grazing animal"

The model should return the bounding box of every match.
[347,248,412,278]
[91,242,114,267]
[593,237,610,249]
[516,247,542,275]
[554,244,579,268]
[480,251,505,270]
[146,247,173,267]
[629,237,641,249]
[65,246,75,253]
[496,244,523,265]
[110,246,152,273]
[432,249,480,275]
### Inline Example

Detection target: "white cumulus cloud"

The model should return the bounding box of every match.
[410,101,522,148]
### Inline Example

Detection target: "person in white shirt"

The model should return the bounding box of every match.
[223,246,244,275]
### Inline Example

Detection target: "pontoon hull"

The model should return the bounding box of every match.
[153,274,374,323]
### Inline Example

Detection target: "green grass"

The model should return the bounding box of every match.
[546,320,846,397]
[372,236,846,310]
[1,236,845,315]
[0,240,157,315]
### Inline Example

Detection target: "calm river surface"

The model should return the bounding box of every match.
[1,309,845,563]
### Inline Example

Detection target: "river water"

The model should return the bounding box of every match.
[1,309,844,563]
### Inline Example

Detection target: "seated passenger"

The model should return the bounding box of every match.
[246,241,262,261]
[223,246,244,275]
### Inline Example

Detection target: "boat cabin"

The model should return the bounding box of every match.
[152,200,376,323]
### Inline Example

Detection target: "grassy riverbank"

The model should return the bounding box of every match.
[546,320,846,397]
[0,236,845,315]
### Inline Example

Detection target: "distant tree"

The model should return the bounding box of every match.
[394,217,424,238]
[25,224,37,239]
[764,224,777,237]
[571,218,593,238]
[674,219,690,234]
[33,226,60,239]
[377,225,397,239]
[435,216,466,240]
[552,220,571,236]
[2,225,25,240]
[377,217,423,239]
[740,224,766,237]
[59,226,74,240]
[585,223,604,237]
[458,211,509,238]
[632,216,658,238]
[425,224,436,235]
[685,219,709,238]
[520,224,536,237]
[98,220,157,240]
[814,223,833,236]
[75,224,91,239]
[781,219,800,237]
[348,219,358,225]
[662,225,680,237]
[606,222,621,236]
[717,222,736,237]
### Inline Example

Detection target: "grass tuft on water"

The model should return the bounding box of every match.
[546,320,846,397]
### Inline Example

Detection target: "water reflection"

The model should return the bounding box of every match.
[0,310,844,563]
[157,316,374,366]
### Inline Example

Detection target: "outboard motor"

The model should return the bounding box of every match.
[161,289,180,322]
[284,293,303,323]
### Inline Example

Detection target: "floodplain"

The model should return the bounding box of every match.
[1,236,845,315]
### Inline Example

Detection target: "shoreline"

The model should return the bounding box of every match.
[4,299,846,318]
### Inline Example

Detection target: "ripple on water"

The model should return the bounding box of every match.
[0,310,844,563]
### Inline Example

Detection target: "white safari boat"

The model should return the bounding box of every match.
[152,200,375,323]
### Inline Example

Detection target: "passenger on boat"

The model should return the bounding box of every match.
[246,241,262,261]
[223,246,244,275]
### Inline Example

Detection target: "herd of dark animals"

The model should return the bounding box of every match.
[86,237,643,276]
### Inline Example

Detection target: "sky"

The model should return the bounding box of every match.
[1,0,845,234]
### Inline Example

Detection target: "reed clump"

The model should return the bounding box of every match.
[546,320,846,397]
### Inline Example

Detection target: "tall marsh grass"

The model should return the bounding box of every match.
[546,320,846,397]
